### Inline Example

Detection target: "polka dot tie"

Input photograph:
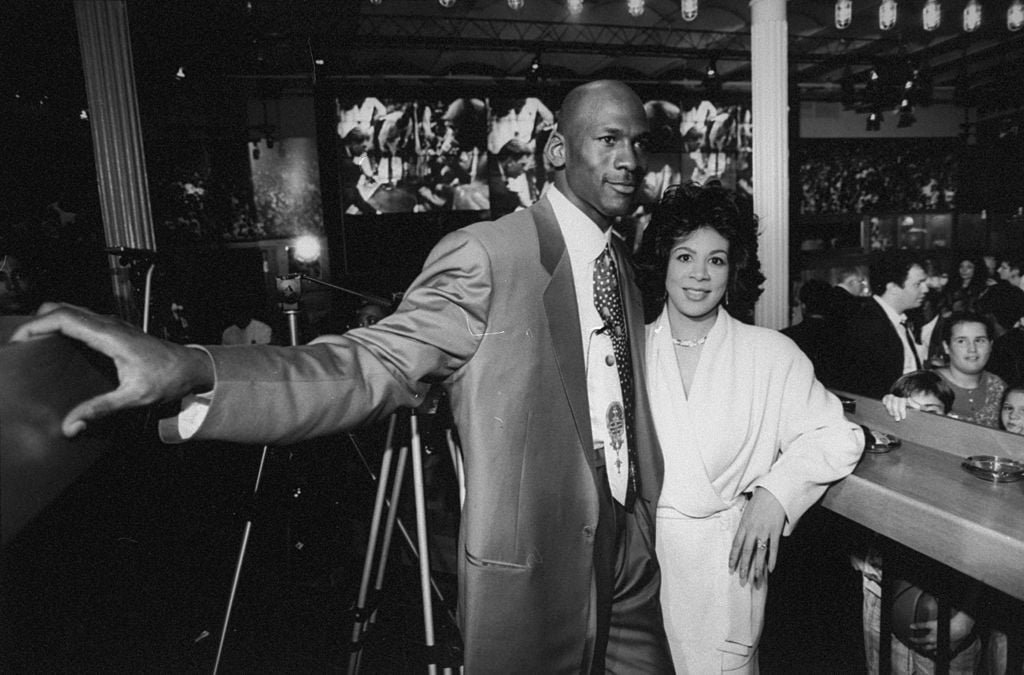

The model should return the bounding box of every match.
[593,244,638,510]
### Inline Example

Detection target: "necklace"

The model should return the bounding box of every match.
[672,335,707,348]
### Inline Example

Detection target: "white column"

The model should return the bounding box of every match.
[750,0,789,330]
[75,0,156,323]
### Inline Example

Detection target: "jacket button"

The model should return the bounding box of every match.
[583,526,595,538]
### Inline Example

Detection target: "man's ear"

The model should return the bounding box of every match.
[544,127,566,170]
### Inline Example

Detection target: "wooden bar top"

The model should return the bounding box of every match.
[822,393,1024,601]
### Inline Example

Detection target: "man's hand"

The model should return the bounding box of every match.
[11,302,214,437]
[883,394,910,421]
[729,487,786,588]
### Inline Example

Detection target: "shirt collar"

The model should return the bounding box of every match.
[547,185,610,265]
[873,295,907,325]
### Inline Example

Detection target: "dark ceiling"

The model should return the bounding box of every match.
[119,0,1024,113]
[4,1,1023,121]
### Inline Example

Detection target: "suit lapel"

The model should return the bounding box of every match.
[533,198,595,459]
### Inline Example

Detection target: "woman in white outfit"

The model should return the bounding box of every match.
[636,183,864,673]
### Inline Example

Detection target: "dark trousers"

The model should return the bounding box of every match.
[592,495,674,674]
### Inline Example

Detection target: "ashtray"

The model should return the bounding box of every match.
[961,456,1024,483]
[863,427,901,454]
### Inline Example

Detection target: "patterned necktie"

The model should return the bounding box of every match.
[593,245,638,510]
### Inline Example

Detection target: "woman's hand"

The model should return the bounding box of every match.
[729,487,786,589]
[883,394,909,421]
[907,609,975,653]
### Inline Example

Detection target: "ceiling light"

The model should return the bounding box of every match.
[681,0,698,21]
[922,0,941,31]
[627,0,644,17]
[835,0,852,29]
[567,0,583,15]
[1009,0,1024,31]
[879,0,898,30]
[964,0,981,32]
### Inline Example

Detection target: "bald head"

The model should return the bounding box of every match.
[558,80,645,133]
[545,80,650,229]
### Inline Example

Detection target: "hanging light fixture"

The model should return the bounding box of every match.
[627,0,644,17]
[922,0,941,31]
[567,0,584,15]
[866,110,883,132]
[508,0,524,9]
[835,0,852,30]
[1009,0,1024,31]
[439,0,456,7]
[879,0,898,30]
[681,0,698,22]
[963,0,981,32]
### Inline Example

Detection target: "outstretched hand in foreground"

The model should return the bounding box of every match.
[11,302,214,438]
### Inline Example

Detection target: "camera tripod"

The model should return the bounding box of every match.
[345,401,464,675]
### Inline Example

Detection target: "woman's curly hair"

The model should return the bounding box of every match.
[635,181,765,323]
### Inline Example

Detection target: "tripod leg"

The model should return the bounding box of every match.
[213,444,270,675]
[410,414,439,675]
[347,414,398,675]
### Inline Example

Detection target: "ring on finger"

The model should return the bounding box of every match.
[755,538,769,551]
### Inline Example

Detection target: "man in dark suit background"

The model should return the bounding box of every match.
[835,251,929,399]
[13,80,673,674]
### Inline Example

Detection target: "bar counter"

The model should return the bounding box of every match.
[822,393,1024,602]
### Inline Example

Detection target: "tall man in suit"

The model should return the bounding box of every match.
[835,251,929,399]
[13,80,673,674]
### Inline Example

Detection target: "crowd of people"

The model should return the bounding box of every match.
[6,79,1022,674]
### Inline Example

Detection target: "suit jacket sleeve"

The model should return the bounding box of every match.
[159,229,493,446]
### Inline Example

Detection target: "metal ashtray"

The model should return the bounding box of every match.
[961,456,1024,483]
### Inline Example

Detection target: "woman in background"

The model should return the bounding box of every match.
[637,182,863,673]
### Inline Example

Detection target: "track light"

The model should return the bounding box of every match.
[922,0,941,31]
[835,0,852,29]
[681,0,698,21]
[1010,0,1024,31]
[964,0,981,32]
[879,0,898,30]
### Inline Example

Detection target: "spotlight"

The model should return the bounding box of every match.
[291,235,322,264]
[922,0,941,31]
[526,55,542,83]
[866,110,883,132]
[879,0,898,30]
[567,0,583,14]
[1009,0,1024,31]
[835,0,852,29]
[508,0,524,9]
[964,0,981,32]
[702,58,721,96]
[627,0,644,17]
[681,0,698,21]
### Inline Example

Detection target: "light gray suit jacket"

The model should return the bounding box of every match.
[161,196,665,672]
